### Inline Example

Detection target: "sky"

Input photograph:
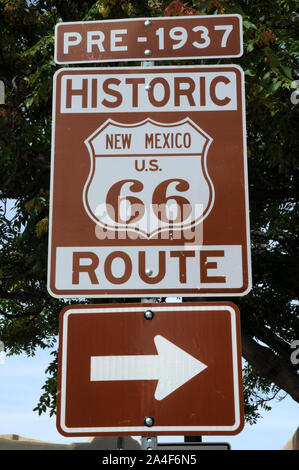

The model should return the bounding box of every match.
[0,340,298,450]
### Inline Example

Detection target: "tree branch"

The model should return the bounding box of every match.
[251,229,298,244]
[51,0,95,22]
[131,0,152,16]
[241,330,299,403]
[253,326,298,360]
[0,288,45,302]
[21,152,50,169]
[0,306,44,319]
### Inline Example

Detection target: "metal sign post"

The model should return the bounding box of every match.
[140,295,158,451]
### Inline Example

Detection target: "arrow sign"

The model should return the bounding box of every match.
[56,303,244,436]
[90,335,208,401]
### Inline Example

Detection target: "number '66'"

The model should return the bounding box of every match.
[106,178,192,224]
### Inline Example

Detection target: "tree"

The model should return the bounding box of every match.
[0,0,298,424]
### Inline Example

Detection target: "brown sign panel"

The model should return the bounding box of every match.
[56,302,244,436]
[55,15,242,64]
[48,65,251,298]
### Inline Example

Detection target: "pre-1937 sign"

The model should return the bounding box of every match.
[55,15,243,64]
[48,65,251,298]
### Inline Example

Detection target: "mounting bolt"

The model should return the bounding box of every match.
[145,268,153,276]
[144,49,152,56]
[144,310,154,320]
[144,20,152,27]
[144,416,154,427]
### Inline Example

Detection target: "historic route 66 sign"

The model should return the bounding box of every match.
[48,65,251,298]
[84,117,213,239]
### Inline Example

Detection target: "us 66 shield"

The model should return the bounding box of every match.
[84,117,213,239]
[48,65,251,298]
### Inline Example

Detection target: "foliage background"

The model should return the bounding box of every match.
[0,0,298,423]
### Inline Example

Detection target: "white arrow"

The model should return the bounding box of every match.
[90,335,208,401]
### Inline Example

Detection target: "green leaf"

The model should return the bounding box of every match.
[280,65,293,80]
[196,0,210,12]
[244,20,257,30]
[244,69,256,76]
[223,4,246,16]
[269,80,282,93]
[264,47,281,69]
[24,96,34,109]
[247,42,255,53]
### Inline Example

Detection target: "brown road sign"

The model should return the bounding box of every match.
[48,65,251,298]
[54,15,243,64]
[56,302,244,437]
